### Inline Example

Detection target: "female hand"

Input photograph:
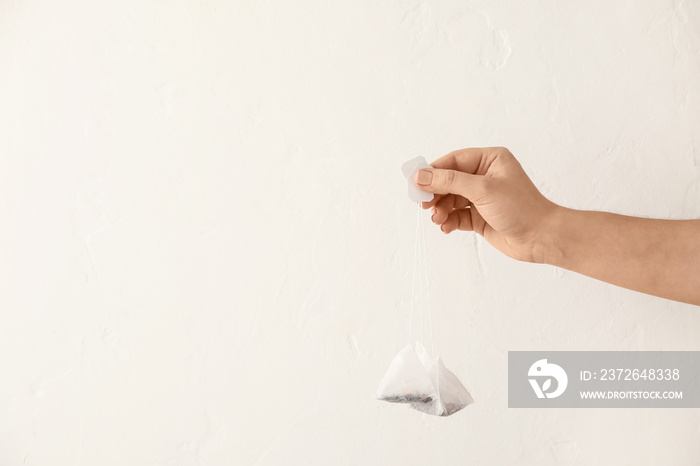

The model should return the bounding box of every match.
[417,147,560,263]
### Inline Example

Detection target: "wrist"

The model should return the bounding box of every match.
[532,203,572,266]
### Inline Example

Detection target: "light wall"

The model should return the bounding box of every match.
[1,1,699,465]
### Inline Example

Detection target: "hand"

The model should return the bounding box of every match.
[417,147,560,263]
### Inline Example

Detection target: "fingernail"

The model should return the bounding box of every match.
[416,169,432,186]
[431,207,437,221]
[440,224,448,234]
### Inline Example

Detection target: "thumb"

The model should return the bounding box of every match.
[415,168,486,200]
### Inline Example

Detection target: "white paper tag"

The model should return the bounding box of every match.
[401,156,434,202]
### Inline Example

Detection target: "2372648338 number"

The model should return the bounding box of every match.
[599,368,680,381]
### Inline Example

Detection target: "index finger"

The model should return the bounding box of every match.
[430,147,496,175]
[421,196,442,209]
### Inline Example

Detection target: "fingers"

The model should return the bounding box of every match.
[432,204,489,235]
[439,208,474,234]
[431,194,468,224]
[431,194,455,224]
[421,195,442,210]
[421,193,463,209]
[415,167,488,201]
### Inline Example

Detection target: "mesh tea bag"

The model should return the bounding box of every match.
[376,161,474,417]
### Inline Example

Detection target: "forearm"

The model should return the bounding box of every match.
[540,207,700,305]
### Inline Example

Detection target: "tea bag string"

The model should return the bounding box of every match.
[420,202,435,355]
[408,202,420,346]
[407,202,435,355]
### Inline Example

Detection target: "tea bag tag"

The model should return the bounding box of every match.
[402,156,434,202]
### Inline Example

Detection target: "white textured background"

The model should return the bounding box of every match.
[1,1,700,465]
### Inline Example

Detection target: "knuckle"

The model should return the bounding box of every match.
[442,169,456,187]
[452,212,462,231]
[495,146,514,158]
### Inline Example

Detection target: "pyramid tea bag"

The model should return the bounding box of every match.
[376,342,474,416]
